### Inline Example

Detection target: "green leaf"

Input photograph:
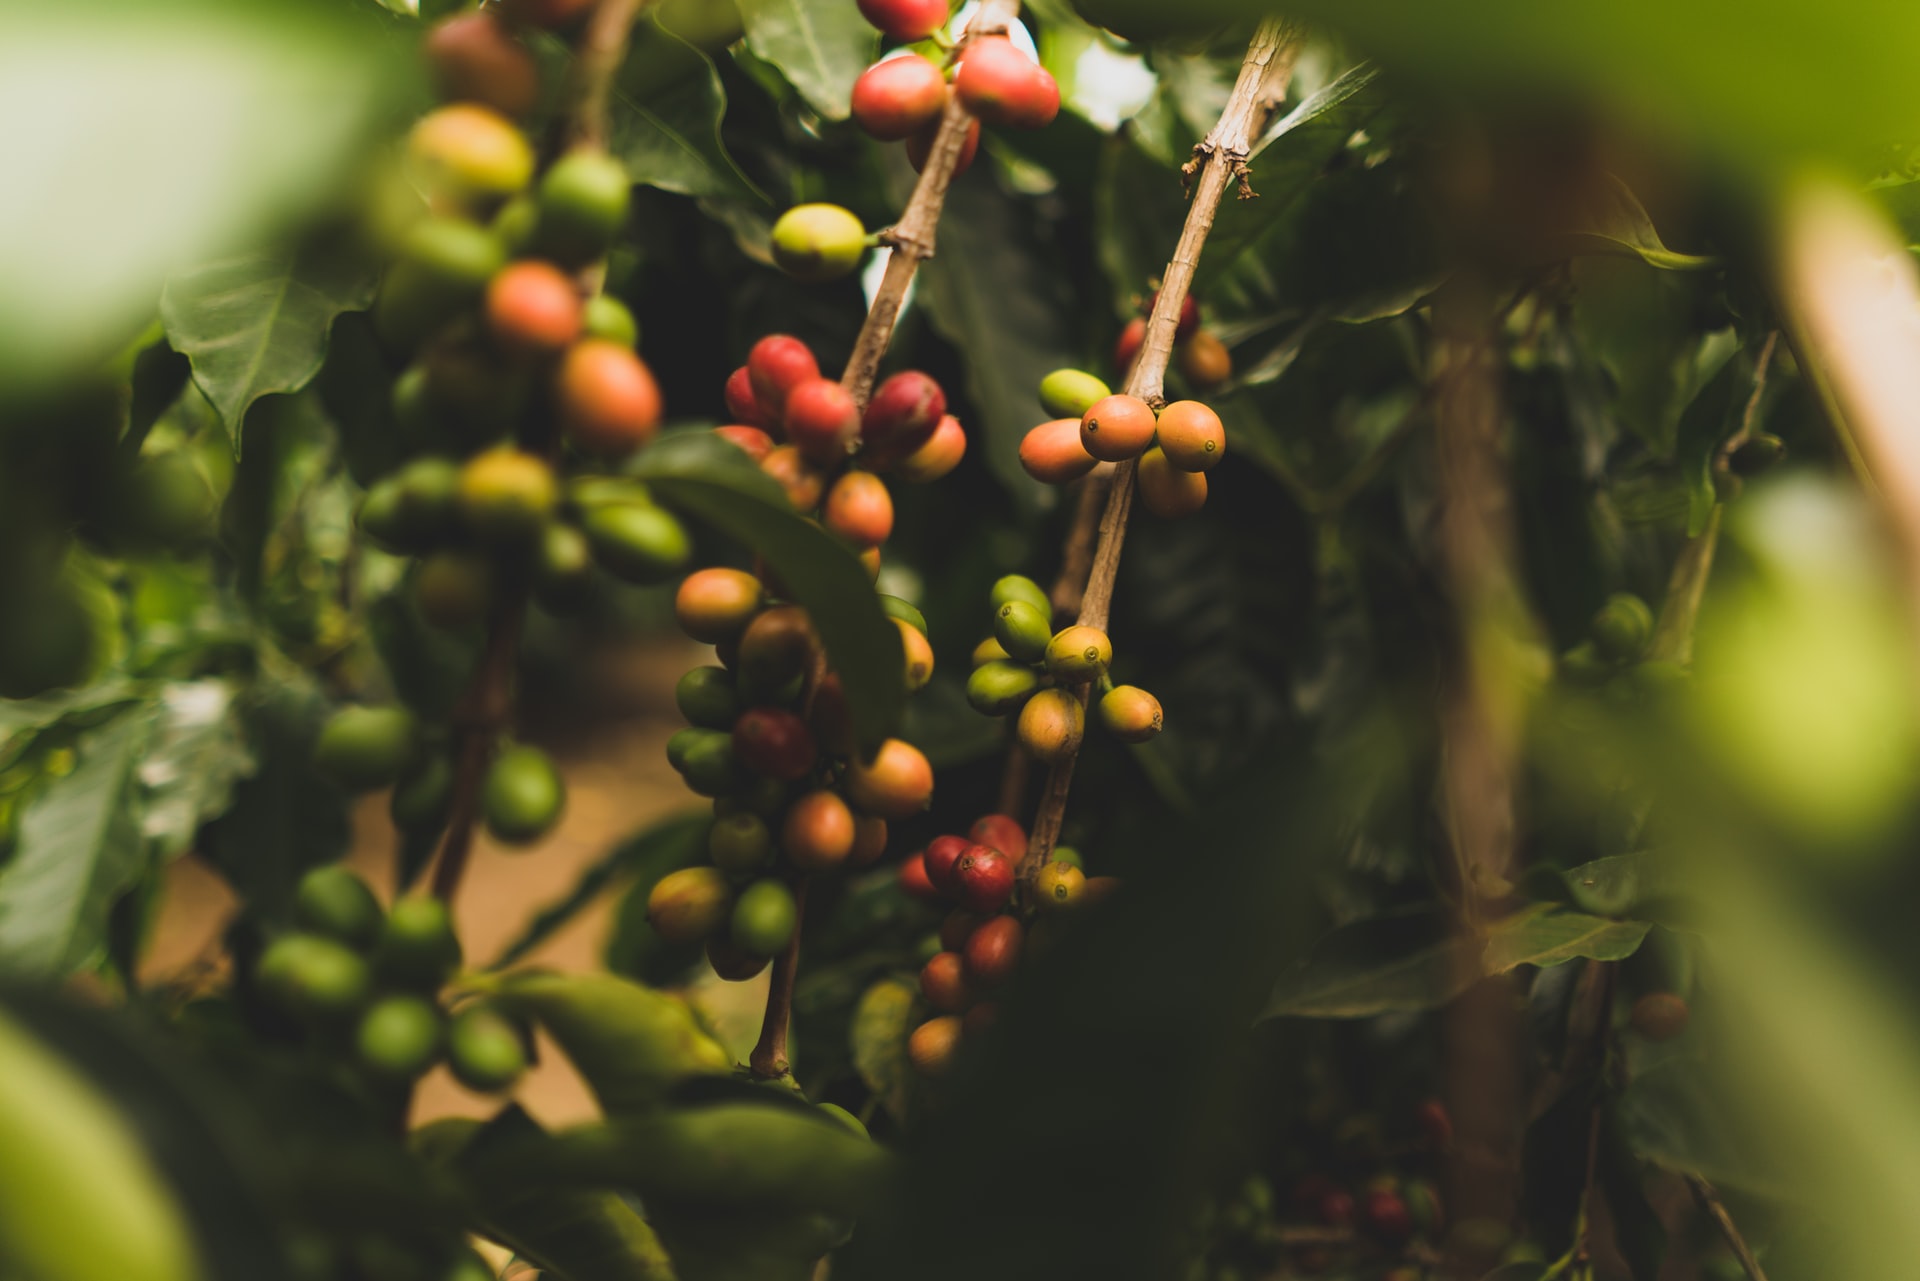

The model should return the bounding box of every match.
[1260,908,1478,1020]
[1481,906,1650,973]
[160,235,379,453]
[1615,1053,1800,1199]
[736,0,876,121]
[850,976,915,1123]
[0,707,155,978]
[614,15,767,203]
[630,432,905,751]
[502,810,710,970]
[137,679,252,864]
[1562,174,1718,271]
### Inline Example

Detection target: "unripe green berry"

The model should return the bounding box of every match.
[967,660,1040,715]
[1590,592,1654,663]
[1728,432,1786,476]
[678,731,746,798]
[731,878,798,955]
[770,203,867,282]
[993,599,1052,663]
[483,744,565,845]
[1044,624,1111,681]
[989,574,1051,616]
[458,446,558,546]
[356,994,444,1080]
[447,1004,529,1093]
[375,897,462,991]
[583,502,691,584]
[294,865,384,949]
[314,706,421,793]
[1037,368,1111,420]
[258,934,372,1020]
[676,666,743,730]
[582,294,639,347]
[1050,845,1084,870]
[533,149,631,268]
[709,811,773,874]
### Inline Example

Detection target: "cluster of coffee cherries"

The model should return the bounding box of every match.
[1114,291,1233,391]
[648,577,938,982]
[849,1,1060,177]
[893,813,1106,1077]
[1018,363,1225,519]
[253,864,529,1096]
[965,574,1163,760]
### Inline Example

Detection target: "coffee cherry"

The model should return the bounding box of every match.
[1176,329,1232,389]
[747,335,821,426]
[860,546,884,580]
[736,605,815,697]
[1415,1098,1453,1148]
[582,502,690,583]
[779,379,857,466]
[1148,289,1202,340]
[723,365,772,430]
[1083,875,1120,903]
[953,845,1015,913]
[1045,624,1111,681]
[295,866,384,950]
[314,706,421,792]
[1630,991,1691,1041]
[486,260,582,354]
[894,414,967,482]
[534,521,595,606]
[407,104,534,204]
[964,915,1023,985]
[851,814,890,866]
[678,731,747,798]
[557,339,662,457]
[1018,417,1098,485]
[707,935,772,981]
[415,550,494,629]
[861,371,946,466]
[1363,1189,1412,1242]
[1729,432,1786,475]
[533,149,630,268]
[374,217,507,349]
[920,951,975,1013]
[356,995,444,1080]
[1136,445,1208,518]
[964,660,1035,716]
[820,471,895,549]
[807,671,854,756]
[1099,685,1163,742]
[732,708,817,781]
[972,636,1012,667]
[1112,316,1146,373]
[782,789,857,871]
[675,568,764,643]
[940,908,986,951]
[713,424,775,462]
[1049,845,1083,870]
[458,446,557,544]
[425,12,539,118]
[852,55,947,140]
[376,896,463,991]
[709,811,773,874]
[1591,592,1654,663]
[731,879,798,956]
[447,1005,528,1092]
[753,445,824,513]
[583,294,638,346]
[963,1003,998,1035]
[1038,368,1111,420]
[907,116,980,175]
[857,0,948,39]
[258,934,371,1021]
[954,37,1059,130]
[1033,859,1085,910]
[846,738,934,818]
[771,204,868,282]
[924,833,971,894]
[483,744,565,845]
[908,1014,962,1077]
[969,814,1027,860]
[897,618,935,691]
[1079,393,1156,462]
[647,867,733,944]
[497,0,595,31]
[1154,400,1225,472]
[672,669,739,733]
[899,852,941,902]
[993,599,1052,663]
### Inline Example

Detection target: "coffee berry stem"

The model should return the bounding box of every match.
[748,877,808,1079]
[1022,18,1301,872]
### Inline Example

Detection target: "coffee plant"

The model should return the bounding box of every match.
[10,0,1920,1279]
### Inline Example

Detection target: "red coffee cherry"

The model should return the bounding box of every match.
[907,116,979,175]
[713,424,775,462]
[1155,400,1225,472]
[1112,316,1146,373]
[781,789,856,871]
[724,365,772,431]
[1630,992,1691,1041]
[732,707,817,781]
[860,371,946,466]
[953,845,1014,913]
[894,414,967,483]
[674,568,763,643]
[963,915,1023,986]
[899,852,941,902]
[968,813,1027,861]
[807,671,854,756]
[783,377,861,465]
[760,445,828,512]
[919,951,975,1013]
[846,738,934,818]
[1079,393,1157,462]
[908,1014,962,1077]
[1177,329,1232,388]
[746,335,821,426]
[823,471,895,548]
[923,833,971,894]
[424,11,539,118]
[940,907,986,951]
[1019,417,1098,484]
[857,0,949,40]
[851,55,947,141]
[1363,1189,1413,1242]
[1416,1098,1453,1148]
[850,814,889,866]
[954,37,1059,130]
[486,261,582,354]
[1136,445,1208,518]
[556,340,662,457]
[1147,289,1202,340]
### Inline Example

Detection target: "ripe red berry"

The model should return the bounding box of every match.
[856,0,949,41]
[746,335,821,427]
[953,844,1014,913]
[860,370,946,466]
[1630,991,1692,1041]
[1363,1189,1413,1242]
[1415,1098,1453,1148]
[893,413,967,482]
[920,951,975,1013]
[783,377,861,465]
[424,12,539,119]
[923,833,971,894]
[822,471,894,548]
[899,852,941,902]
[724,365,772,431]
[968,813,1027,861]
[907,116,980,175]
[557,340,661,457]
[1147,289,1202,340]
[954,37,1059,130]
[851,55,947,141]
[486,261,582,354]
[940,907,986,952]
[781,789,856,871]
[713,424,775,462]
[731,707,817,781]
[1080,393,1157,462]
[1112,316,1146,373]
[1018,418,1098,484]
[963,914,1022,985]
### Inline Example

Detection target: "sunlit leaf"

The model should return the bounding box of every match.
[736,0,875,121]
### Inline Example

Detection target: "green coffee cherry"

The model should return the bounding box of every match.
[391,755,455,835]
[1038,368,1111,420]
[678,730,745,798]
[373,217,507,349]
[375,897,462,991]
[676,666,743,730]
[447,1004,529,1093]
[1590,592,1654,663]
[582,294,639,347]
[294,866,384,949]
[709,811,773,874]
[583,502,691,584]
[313,706,421,792]
[1728,432,1786,476]
[1045,624,1111,681]
[458,446,558,547]
[989,574,1051,616]
[666,727,708,773]
[730,878,798,956]
[1050,845,1084,870]
[534,522,595,607]
[770,203,867,282]
[257,934,372,1021]
[967,660,1041,715]
[534,149,631,268]
[483,744,565,846]
[647,866,733,944]
[817,1102,869,1140]
[356,994,444,1080]
[993,599,1052,664]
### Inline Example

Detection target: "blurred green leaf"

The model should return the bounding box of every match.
[850,975,914,1123]
[1563,175,1718,272]
[137,679,251,863]
[504,810,709,970]
[1481,906,1649,973]
[615,15,768,203]
[736,0,875,121]
[605,817,712,986]
[1261,908,1477,1020]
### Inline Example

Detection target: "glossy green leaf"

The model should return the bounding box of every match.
[630,432,905,751]
[1481,906,1650,973]
[137,679,252,863]
[850,976,915,1124]
[736,0,876,121]
[1563,175,1718,271]
[1260,908,1478,1020]
[614,15,767,203]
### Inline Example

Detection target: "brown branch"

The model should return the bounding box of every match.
[1022,17,1302,867]
[1686,1175,1773,1281]
[1049,468,1114,621]
[557,0,648,154]
[749,878,808,1078]
[428,597,527,902]
[838,0,1023,407]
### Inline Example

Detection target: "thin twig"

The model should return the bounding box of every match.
[1686,1174,1772,1281]
[557,0,648,154]
[1022,18,1302,868]
[1049,468,1114,620]
[749,879,808,1078]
